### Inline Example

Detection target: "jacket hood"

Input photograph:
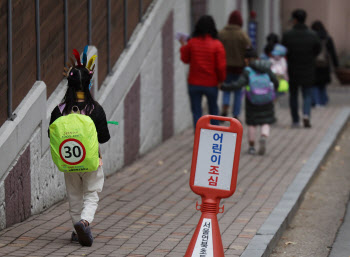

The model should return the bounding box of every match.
[249,60,272,73]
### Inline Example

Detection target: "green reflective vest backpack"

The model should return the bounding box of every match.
[49,104,99,172]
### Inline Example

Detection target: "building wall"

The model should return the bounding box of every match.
[281,0,350,54]
[208,0,281,56]
[327,0,350,55]
[0,0,192,230]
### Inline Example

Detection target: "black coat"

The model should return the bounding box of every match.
[221,60,278,126]
[314,36,339,86]
[282,24,321,87]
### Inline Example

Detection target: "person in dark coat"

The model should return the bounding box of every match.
[221,48,278,156]
[311,21,339,106]
[282,9,321,128]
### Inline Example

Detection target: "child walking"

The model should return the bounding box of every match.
[49,47,110,246]
[269,44,289,97]
[221,48,278,155]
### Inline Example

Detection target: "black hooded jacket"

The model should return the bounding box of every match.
[313,30,339,86]
[282,23,321,87]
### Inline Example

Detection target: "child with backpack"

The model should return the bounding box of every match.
[49,47,110,246]
[221,48,278,155]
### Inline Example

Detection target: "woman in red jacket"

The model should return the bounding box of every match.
[180,15,226,128]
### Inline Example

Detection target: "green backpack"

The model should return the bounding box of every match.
[49,104,99,172]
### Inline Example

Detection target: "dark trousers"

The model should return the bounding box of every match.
[188,85,219,128]
[222,73,241,117]
[312,84,328,106]
[289,84,313,123]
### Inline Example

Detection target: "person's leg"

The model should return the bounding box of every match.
[221,92,231,116]
[221,73,233,116]
[188,85,203,128]
[81,166,104,223]
[312,86,320,106]
[64,173,84,226]
[289,84,299,125]
[319,84,328,106]
[74,166,104,247]
[261,124,270,137]
[232,74,242,118]
[248,125,256,155]
[204,86,219,125]
[259,124,270,155]
[302,87,313,128]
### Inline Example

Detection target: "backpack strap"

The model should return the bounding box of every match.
[80,104,94,115]
[58,103,66,114]
[244,67,254,91]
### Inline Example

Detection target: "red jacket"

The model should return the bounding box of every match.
[180,35,226,87]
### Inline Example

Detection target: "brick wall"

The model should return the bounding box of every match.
[12,0,37,112]
[68,0,89,63]
[40,0,65,97]
[127,0,140,41]
[0,0,155,127]
[92,0,108,88]
[111,0,125,65]
[124,75,141,166]
[0,1,8,125]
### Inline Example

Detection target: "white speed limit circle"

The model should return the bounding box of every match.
[59,139,86,165]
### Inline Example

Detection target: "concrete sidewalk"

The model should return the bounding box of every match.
[329,200,350,257]
[0,97,349,256]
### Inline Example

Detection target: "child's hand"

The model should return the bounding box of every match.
[99,158,103,166]
[220,82,232,91]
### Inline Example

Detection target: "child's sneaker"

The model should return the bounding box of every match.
[258,137,266,155]
[74,220,93,247]
[71,231,79,243]
[220,110,228,117]
[248,146,256,155]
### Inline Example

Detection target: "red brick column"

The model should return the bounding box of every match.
[5,146,31,227]
[124,75,141,165]
[162,11,174,141]
[191,0,207,26]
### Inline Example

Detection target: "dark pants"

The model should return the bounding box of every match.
[289,85,312,123]
[222,73,241,117]
[188,85,219,128]
[312,84,328,106]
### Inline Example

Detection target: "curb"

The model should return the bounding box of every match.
[241,107,350,257]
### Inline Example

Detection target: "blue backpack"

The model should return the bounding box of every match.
[245,67,275,105]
